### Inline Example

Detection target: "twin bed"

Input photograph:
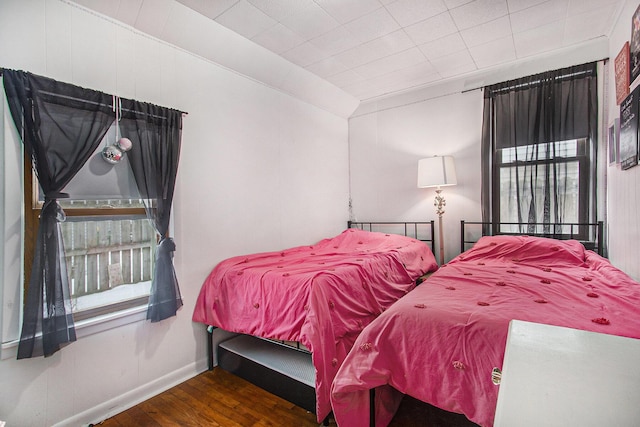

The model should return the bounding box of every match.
[193,220,640,427]
[192,221,438,424]
[332,221,640,426]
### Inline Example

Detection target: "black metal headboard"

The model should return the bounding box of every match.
[460,221,604,256]
[348,221,436,255]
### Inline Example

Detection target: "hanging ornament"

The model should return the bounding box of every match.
[116,137,132,152]
[102,96,132,164]
[101,144,124,164]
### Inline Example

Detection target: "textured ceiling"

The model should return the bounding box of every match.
[73,0,625,102]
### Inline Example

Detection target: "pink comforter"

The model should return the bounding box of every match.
[192,228,438,422]
[331,235,640,427]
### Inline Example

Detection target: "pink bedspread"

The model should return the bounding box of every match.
[331,235,640,427]
[192,228,438,422]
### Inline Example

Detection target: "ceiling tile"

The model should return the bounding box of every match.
[279,3,340,39]
[513,20,564,58]
[334,29,414,68]
[175,0,239,19]
[324,69,365,88]
[281,41,330,67]
[419,32,467,59]
[404,11,458,45]
[449,0,509,31]
[252,23,305,54]
[429,49,478,77]
[468,34,516,68]
[385,0,448,27]
[306,56,349,78]
[345,7,401,43]
[510,0,567,34]
[460,15,512,47]
[506,0,548,14]
[358,62,441,97]
[215,0,277,40]
[443,0,474,8]
[247,0,315,22]
[310,26,361,56]
[315,0,383,24]
[353,47,426,79]
[388,61,440,84]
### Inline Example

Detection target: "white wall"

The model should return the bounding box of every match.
[349,89,483,263]
[606,0,640,281]
[0,0,352,425]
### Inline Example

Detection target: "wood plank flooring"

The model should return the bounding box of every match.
[97,367,478,426]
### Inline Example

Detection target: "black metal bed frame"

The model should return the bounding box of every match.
[460,220,604,256]
[347,220,436,255]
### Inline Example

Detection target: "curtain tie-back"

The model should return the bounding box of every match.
[147,236,182,322]
[157,237,176,258]
[42,197,67,224]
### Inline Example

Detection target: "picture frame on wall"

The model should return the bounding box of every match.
[619,86,639,170]
[609,118,620,165]
[631,4,640,84]
[615,42,630,105]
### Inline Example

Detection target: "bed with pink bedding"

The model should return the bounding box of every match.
[192,226,438,423]
[331,233,640,427]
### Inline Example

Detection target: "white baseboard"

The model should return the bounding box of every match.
[52,359,209,427]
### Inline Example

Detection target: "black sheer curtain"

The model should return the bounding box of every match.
[480,62,597,233]
[119,101,183,322]
[2,69,115,358]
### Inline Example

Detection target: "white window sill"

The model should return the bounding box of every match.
[1,304,148,360]
[74,281,151,312]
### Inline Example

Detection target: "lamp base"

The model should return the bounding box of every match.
[434,189,446,265]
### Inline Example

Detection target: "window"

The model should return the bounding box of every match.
[24,125,157,321]
[481,62,598,241]
[4,69,183,358]
[495,138,590,236]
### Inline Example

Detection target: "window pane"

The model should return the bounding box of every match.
[60,216,156,313]
[32,124,140,204]
[500,140,579,163]
[499,161,579,234]
[66,124,141,200]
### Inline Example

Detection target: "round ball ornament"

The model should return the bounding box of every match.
[116,137,133,152]
[101,144,124,164]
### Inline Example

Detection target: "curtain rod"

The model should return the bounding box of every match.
[38,90,188,120]
[486,69,595,95]
[0,67,188,116]
[461,59,604,95]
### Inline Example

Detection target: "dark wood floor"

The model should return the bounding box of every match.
[97,368,478,426]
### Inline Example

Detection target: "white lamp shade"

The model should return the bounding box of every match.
[417,156,457,188]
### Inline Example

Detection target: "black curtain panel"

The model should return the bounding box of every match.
[119,100,183,322]
[480,63,597,232]
[2,69,115,358]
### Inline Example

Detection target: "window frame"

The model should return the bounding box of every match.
[491,138,592,240]
[23,156,154,323]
